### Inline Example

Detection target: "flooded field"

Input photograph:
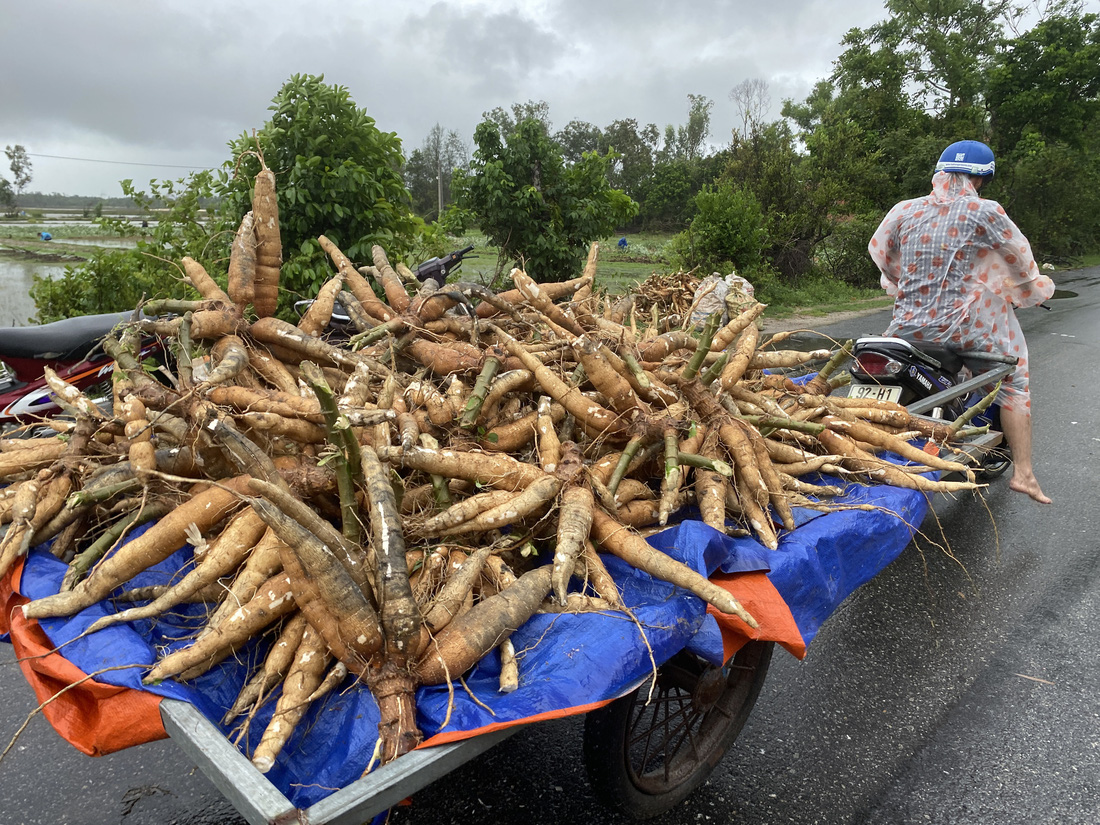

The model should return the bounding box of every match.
[0,252,62,326]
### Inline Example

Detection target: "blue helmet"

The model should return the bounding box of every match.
[936,140,995,177]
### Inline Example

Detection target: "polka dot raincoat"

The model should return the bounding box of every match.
[868,171,1055,413]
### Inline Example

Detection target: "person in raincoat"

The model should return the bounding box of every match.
[868,140,1055,504]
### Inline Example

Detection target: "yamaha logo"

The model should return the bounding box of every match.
[908,366,933,391]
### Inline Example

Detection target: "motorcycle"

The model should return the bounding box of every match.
[293,245,479,331]
[844,335,1017,480]
[0,311,165,429]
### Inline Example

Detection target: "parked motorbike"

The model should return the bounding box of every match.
[414,245,475,287]
[0,311,164,428]
[845,335,1016,479]
[293,245,479,332]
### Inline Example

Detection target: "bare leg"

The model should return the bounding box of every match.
[999,408,1051,504]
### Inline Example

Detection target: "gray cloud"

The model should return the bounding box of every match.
[2,0,1092,196]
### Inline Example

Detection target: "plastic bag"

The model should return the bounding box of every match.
[690,272,755,327]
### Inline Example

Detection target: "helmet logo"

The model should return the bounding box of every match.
[955,153,966,161]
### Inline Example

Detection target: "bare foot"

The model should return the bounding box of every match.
[1009,471,1052,504]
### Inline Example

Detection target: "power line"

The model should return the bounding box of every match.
[27,152,217,170]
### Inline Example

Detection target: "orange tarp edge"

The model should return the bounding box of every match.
[1,559,166,756]
[708,570,807,661]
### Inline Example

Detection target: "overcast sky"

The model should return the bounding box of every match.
[2,0,1094,197]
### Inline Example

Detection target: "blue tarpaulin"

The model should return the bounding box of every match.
[2,471,930,809]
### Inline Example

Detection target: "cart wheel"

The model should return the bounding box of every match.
[583,640,773,819]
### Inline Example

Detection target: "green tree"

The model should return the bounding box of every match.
[986,10,1100,150]
[880,0,1015,120]
[454,118,638,282]
[676,94,714,161]
[4,144,32,206]
[30,74,429,322]
[215,73,426,316]
[482,100,553,137]
[405,124,467,220]
[640,159,702,230]
[599,118,659,203]
[669,182,767,274]
[721,121,821,281]
[987,9,1100,257]
[0,177,14,214]
[554,120,603,165]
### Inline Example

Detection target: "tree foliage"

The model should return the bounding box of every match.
[405,124,468,220]
[984,9,1100,257]
[30,74,430,322]
[0,177,14,213]
[30,174,217,322]
[454,118,637,282]
[3,144,32,212]
[215,74,426,316]
[669,183,767,274]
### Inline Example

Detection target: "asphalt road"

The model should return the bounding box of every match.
[1,266,1096,825]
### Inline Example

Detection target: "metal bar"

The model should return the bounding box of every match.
[162,698,525,825]
[161,699,300,825]
[303,728,522,825]
[905,362,1014,415]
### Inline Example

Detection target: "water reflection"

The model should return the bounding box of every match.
[59,238,137,249]
[0,253,60,326]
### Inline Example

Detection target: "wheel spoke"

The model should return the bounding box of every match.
[627,689,709,780]
[582,642,775,813]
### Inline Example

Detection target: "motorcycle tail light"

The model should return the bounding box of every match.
[855,352,903,376]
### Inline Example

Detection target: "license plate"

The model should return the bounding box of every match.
[849,383,903,403]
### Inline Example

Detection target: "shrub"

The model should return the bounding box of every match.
[815,213,883,288]
[668,183,767,274]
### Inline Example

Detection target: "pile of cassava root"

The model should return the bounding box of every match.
[0,161,989,777]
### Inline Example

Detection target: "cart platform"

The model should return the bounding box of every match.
[0,459,939,825]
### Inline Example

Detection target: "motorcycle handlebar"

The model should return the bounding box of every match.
[415,246,476,284]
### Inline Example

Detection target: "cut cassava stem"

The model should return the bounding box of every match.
[301,361,363,545]
[802,340,853,396]
[460,354,502,429]
[680,312,722,383]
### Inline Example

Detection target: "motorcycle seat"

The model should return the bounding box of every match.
[908,344,965,376]
[0,311,135,360]
[858,336,967,376]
